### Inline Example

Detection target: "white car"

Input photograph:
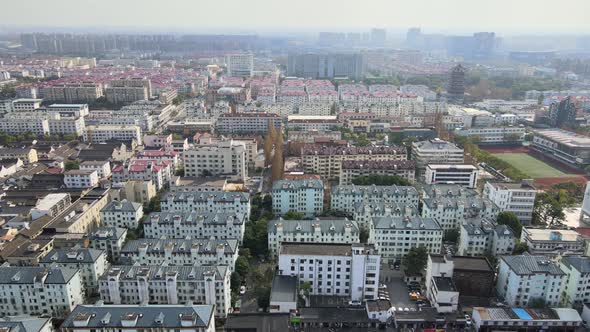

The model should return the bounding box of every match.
[348,300,362,306]
[239,286,246,295]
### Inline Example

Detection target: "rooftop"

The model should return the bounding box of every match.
[269,218,359,235]
[372,216,441,230]
[522,228,580,242]
[434,276,457,292]
[270,275,297,304]
[534,128,590,148]
[280,243,353,256]
[501,255,564,275]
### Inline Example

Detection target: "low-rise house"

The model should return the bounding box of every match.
[63,170,99,188]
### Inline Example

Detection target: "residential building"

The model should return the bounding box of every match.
[302,145,407,180]
[99,265,231,317]
[47,114,86,137]
[560,255,590,308]
[160,191,250,218]
[352,202,418,230]
[80,160,112,179]
[287,117,340,132]
[427,255,496,300]
[549,96,577,127]
[331,185,419,215]
[520,228,584,256]
[183,139,246,181]
[88,227,127,262]
[0,316,52,332]
[496,255,566,307]
[40,248,108,295]
[143,212,246,241]
[100,199,144,229]
[472,307,582,332]
[0,148,38,164]
[287,53,367,80]
[421,184,499,230]
[268,218,360,256]
[83,125,142,144]
[0,117,49,135]
[120,180,157,207]
[61,304,216,332]
[531,129,590,168]
[411,139,464,171]
[458,219,515,256]
[277,243,380,301]
[483,180,537,224]
[30,193,72,220]
[120,239,238,271]
[216,113,281,135]
[46,194,110,234]
[340,160,416,185]
[226,54,254,77]
[368,216,443,262]
[42,82,103,103]
[271,179,324,217]
[424,164,478,188]
[427,276,459,313]
[0,266,83,317]
[112,160,172,191]
[0,98,42,114]
[63,170,99,188]
[105,78,152,104]
[455,126,526,144]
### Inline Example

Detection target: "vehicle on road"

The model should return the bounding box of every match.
[239,285,246,295]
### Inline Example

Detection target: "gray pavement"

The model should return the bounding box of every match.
[380,264,419,311]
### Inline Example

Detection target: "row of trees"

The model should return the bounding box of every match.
[351,174,412,186]
[263,123,284,182]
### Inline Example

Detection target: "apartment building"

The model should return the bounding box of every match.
[352,202,418,230]
[42,82,103,103]
[0,117,49,135]
[83,125,142,144]
[183,139,246,181]
[0,98,42,114]
[100,199,144,229]
[120,238,238,271]
[0,148,38,163]
[112,160,172,191]
[484,180,537,224]
[271,179,324,217]
[99,265,231,317]
[496,255,565,307]
[39,248,108,296]
[421,184,499,230]
[340,160,416,185]
[46,194,110,234]
[120,180,157,207]
[0,266,83,318]
[368,216,443,262]
[47,114,86,136]
[331,185,419,215]
[277,243,380,301]
[298,101,333,116]
[136,149,179,170]
[63,170,99,188]
[458,220,515,256]
[268,218,360,256]
[88,227,127,262]
[80,160,112,179]
[143,212,246,241]
[411,139,464,170]
[560,256,590,308]
[160,191,250,218]
[302,145,407,180]
[226,54,254,77]
[61,304,216,332]
[216,112,282,134]
[520,228,584,256]
[105,78,152,103]
[425,164,479,188]
[455,126,526,144]
[30,193,72,220]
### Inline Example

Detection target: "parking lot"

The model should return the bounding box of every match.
[379,264,419,311]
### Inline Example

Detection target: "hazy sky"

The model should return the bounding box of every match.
[3,0,590,35]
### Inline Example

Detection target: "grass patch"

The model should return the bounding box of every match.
[493,153,571,178]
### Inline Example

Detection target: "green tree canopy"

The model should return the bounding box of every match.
[351,174,411,186]
[443,229,460,243]
[282,210,305,220]
[403,246,428,276]
[496,211,523,238]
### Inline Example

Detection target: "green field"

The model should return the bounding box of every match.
[493,153,572,178]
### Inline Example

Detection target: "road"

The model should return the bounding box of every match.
[380,264,418,311]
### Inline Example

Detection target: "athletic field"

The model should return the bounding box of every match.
[493,153,572,178]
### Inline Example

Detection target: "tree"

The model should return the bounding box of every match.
[513,241,529,255]
[263,132,274,166]
[359,227,369,243]
[235,256,250,278]
[351,174,411,186]
[496,211,523,238]
[300,281,312,298]
[64,160,80,170]
[254,287,271,311]
[271,129,284,182]
[443,229,460,243]
[532,190,574,226]
[403,246,428,276]
[230,272,242,294]
[282,210,305,220]
[243,218,270,258]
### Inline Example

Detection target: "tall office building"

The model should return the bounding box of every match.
[406,28,422,49]
[549,96,577,127]
[447,64,466,102]
[287,53,367,80]
[370,28,387,47]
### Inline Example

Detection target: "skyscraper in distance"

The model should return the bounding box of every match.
[448,64,466,103]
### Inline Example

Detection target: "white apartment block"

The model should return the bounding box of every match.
[0,98,42,114]
[216,113,282,134]
[143,212,246,242]
[368,216,443,262]
[520,228,584,256]
[331,185,420,215]
[302,145,407,180]
[277,243,381,301]
[183,139,246,181]
[46,103,89,117]
[83,125,142,144]
[340,160,416,185]
[100,199,144,229]
[226,54,254,77]
[30,192,72,220]
[298,101,333,116]
[458,220,515,257]
[424,255,459,313]
[63,170,99,188]
[99,265,231,317]
[121,238,238,271]
[0,117,49,135]
[0,266,83,318]
[560,256,590,308]
[455,126,526,144]
[40,248,108,296]
[411,139,464,170]
[268,218,360,256]
[80,160,112,179]
[89,227,127,262]
[496,255,565,307]
[160,191,250,219]
[61,304,216,332]
[272,179,324,217]
[483,181,537,224]
[47,115,85,136]
[352,202,418,230]
[425,164,479,188]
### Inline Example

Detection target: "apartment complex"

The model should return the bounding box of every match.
[331,185,420,215]
[183,139,246,181]
[226,54,254,77]
[339,160,416,185]
[484,180,537,224]
[458,220,515,257]
[411,139,464,170]
[100,199,144,229]
[83,125,142,144]
[216,113,282,134]
[143,212,246,241]
[271,179,324,217]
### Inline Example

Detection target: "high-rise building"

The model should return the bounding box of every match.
[406,28,422,49]
[447,64,466,102]
[549,96,577,127]
[287,53,367,80]
[225,54,254,77]
[370,28,386,47]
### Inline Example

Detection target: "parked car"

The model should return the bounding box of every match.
[239,285,246,295]
[348,300,362,307]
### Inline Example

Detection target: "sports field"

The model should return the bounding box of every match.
[493,153,572,178]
